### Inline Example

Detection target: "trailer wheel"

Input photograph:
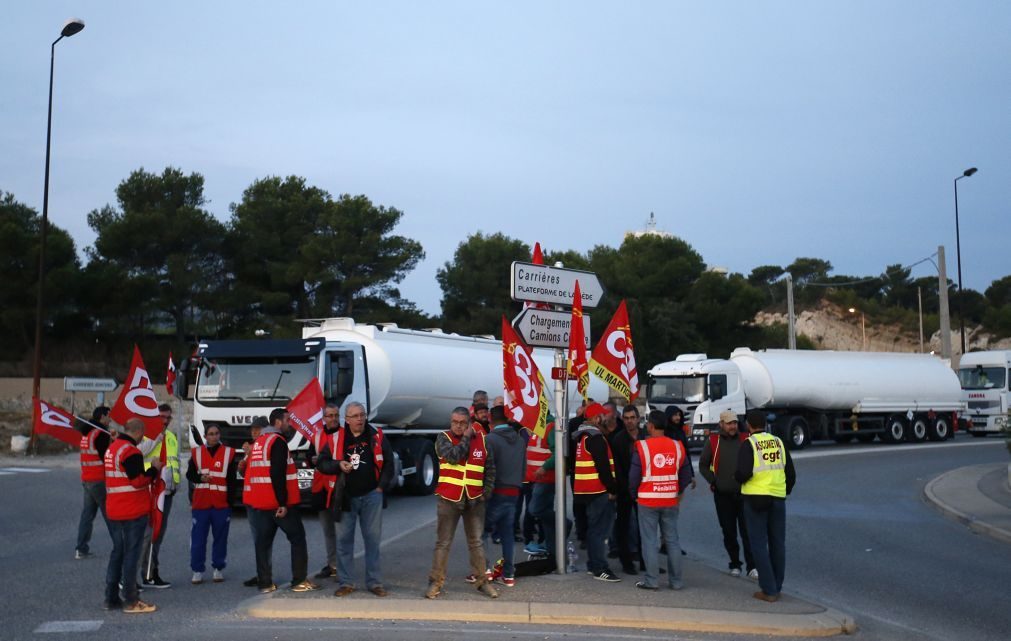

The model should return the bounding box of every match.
[407,440,438,495]
[855,432,876,443]
[882,416,907,443]
[907,416,929,443]
[787,417,809,450]
[927,416,950,441]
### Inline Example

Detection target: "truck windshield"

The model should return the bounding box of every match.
[649,376,706,404]
[196,356,318,405]
[958,367,1007,390]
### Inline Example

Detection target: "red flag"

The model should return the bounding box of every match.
[589,300,640,402]
[165,351,177,396]
[110,345,163,439]
[286,379,325,441]
[150,443,168,542]
[567,280,590,399]
[502,317,551,439]
[32,398,83,446]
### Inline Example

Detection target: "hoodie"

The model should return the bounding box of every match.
[485,423,527,490]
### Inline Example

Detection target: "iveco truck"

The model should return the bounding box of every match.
[959,350,1011,436]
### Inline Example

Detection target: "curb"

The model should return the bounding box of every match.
[239,594,858,637]
[923,467,1011,546]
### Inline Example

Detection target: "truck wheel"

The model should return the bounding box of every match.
[907,416,929,443]
[407,440,438,495]
[787,417,809,450]
[855,432,876,443]
[927,416,950,441]
[882,416,907,443]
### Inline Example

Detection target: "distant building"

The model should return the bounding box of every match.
[624,212,673,240]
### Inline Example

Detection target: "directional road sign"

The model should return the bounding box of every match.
[510,261,604,308]
[512,308,591,350]
[64,377,118,392]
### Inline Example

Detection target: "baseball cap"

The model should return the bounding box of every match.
[719,410,738,424]
[584,402,609,419]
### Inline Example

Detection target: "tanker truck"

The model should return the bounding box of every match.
[645,348,964,450]
[178,317,607,502]
[958,350,1011,437]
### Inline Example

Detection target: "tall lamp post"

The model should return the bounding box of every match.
[30,18,86,450]
[848,307,866,351]
[953,166,978,355]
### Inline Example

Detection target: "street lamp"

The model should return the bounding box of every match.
[848,307,866,351]
[30,18,85,448]
[953,166,978,355]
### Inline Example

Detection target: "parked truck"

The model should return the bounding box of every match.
[178,317,605,502]
[958,350,1011,437]
[645,348,964,449]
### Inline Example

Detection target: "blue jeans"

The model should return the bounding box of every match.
[584,494,615,575]
[637,504,683,588]
[336,490,383,589]
[105,516,147,605]
[77,481,110,554]
[482,493,518,577]
[743,497,787,596]
[190,507,231,572]
[529,483,571,558]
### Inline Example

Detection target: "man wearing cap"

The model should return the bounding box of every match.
[699,410,756,578]
[572,402,620,582]
[735,410,796,603]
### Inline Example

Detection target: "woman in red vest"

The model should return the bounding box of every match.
[186,424,238,584]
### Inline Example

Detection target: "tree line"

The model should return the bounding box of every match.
[3,167,1010,375]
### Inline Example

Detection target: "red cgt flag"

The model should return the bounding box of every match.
[286,379,325,441]
[149,442,168,543]
[110,345,163,439]
[589,299,640,402]
[502,316,551,439]
[32,398,84,447]
[165,351,177,396]
[567,280,590,399]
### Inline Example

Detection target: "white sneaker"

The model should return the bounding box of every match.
[191,572,204,584]
[212,569,224,583]
[748,569,759,580]
[730,568,742,578]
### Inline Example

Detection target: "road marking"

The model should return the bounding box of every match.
[792,439,1002,461]
[0,467,51,473]
[34,621,103,633]
[0,471,14,476]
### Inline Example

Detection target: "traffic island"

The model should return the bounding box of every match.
[924,462,1011,545]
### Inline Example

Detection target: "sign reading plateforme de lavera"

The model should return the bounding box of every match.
[510,261,603,308]
[64,377,118,392]
[512,308,591,350]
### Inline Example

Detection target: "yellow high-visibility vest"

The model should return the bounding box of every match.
[740,432,786,498]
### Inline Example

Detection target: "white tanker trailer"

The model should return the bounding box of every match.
[179,318,607,499]
[646,348,964,449]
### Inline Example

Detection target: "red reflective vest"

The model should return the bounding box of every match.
[191,444,235,510]
[310,428,339,495]
[80,429,105,482]
[635,436,685,508]
[573,432,614,495]
[242,433,300,510]
[708,432,748,475]
[320,427,386,508]
[104,437,152,520]
[472,421,489,436]
[525,432,554,484]
[436,431,487,502]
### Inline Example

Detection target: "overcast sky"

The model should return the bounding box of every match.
[3,2,1008,315]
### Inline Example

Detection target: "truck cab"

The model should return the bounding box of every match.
[645,354,746,447]
[959,350,1011,436]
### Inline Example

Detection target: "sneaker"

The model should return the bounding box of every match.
[477,581,499,598]
[593,570,621,583]
[464,574,478,584]
[191,572,204,585]
[243,576,259,587]
[748,569,759,580]
[498,576,516,587]
[291,580,321,593]
[212,569,224,583]
[75,550,94,560]
[730,568,742,578]
[258,583,277,594]
[424,581,442,599]
[315,565,336,579]
[635,581,658,590]
[523,542,547,555]
[142,577,171,589]
[122,600,157,614]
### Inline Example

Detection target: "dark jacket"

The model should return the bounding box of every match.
[609,428,642,493]
[485,423,526,489]
[316,424,396,517]
[699,432,748,494]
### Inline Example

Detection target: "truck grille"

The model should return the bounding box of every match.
[968,400,1001,410]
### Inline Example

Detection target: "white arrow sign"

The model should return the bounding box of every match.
[510,262,604,308]
[64,377,118,392]
[512,308,591,350]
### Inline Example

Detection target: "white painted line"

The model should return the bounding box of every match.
[792,439,1002,461]
[352,512,438,560]
[0,471,14,476]
[1,467,51,473]
[34,620,103,633]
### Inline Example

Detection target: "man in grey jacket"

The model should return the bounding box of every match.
[481,405,527,586]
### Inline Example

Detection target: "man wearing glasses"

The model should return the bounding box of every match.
[140,403,181,589]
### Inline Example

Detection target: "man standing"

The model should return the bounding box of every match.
[482,405,526,587]
[308,403,342,581]
[187,424,238,584]
[76,406,113,560]
[104,418,161,613]
[572,403,620,582]
[242,408,319,594]
[425,407,498,599]
[610,405,643,574]
[699,410,756,578]
[527,415,564,558]
[316,401,395,597]
[140,404,180,589]
[630,411,693,590]
[471,402,491,435]
[240,416,269,589]
[735,410,796,603]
